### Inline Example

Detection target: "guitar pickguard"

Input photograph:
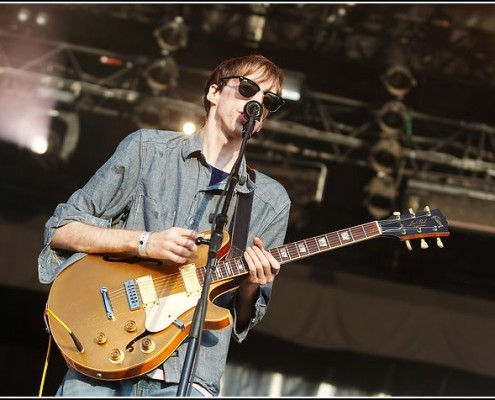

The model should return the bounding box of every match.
[145,290,200,332]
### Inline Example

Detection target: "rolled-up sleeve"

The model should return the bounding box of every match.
[229,284,270,342]
[38,130,144,284]
[38,203,113,284]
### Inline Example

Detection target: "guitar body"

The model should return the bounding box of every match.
[46,230,233,381]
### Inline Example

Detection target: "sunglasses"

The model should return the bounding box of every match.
[219,76,285,113]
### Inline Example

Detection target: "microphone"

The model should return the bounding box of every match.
[244,100,263,121]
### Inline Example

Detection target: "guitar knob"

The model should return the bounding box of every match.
[124,320,137,333]
[95,332,107,345]
[140,338,156,353]
[420,238,429,249]
[405,240,412,251]
[436,237,444,248]
[109,349,124,363]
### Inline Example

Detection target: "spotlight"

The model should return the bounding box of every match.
[35,11,49,26]
[182,121,197,135]
[282,70,305,102]
[28,110,79,162]
[143,57,179,93]
[377,100,408,136]
[17,8,31,22]
[30,135,48,154]
[154,16,188,53]
[179,114,202,135]
[382,65,416,99]
[369,137,402,175]
[364,174,397,219]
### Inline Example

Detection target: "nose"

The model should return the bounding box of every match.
[252,90,264,104]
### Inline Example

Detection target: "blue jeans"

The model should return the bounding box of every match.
[56,368,207,397]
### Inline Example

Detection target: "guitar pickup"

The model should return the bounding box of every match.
[135,275,159,309]
[124,280,141,310]
[179,263,201,296]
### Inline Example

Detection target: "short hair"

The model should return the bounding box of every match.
[203,54,284,115]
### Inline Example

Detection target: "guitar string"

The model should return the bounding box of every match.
[105,222,382,307]
[105,262,232,305]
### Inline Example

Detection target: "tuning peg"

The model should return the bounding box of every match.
[436,237,444,248]
[405,240,412,251]
[408,208,416,216]
[423,205,431,214]
[420,238,429,249]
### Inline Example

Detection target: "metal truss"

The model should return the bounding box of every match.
[1,28,494,203]
[258,90,495,197]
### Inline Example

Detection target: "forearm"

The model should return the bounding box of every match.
[51,221,141,255]
[234,282,260,331]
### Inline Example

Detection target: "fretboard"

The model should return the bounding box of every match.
[196,221,381,285]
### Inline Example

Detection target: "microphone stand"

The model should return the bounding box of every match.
[176,112,257,396]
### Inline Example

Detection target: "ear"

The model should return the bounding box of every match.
[206,83,220,106]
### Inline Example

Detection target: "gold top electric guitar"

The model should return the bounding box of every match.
[45,206,449,381]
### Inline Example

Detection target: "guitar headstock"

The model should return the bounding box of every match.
[378,206,450,250]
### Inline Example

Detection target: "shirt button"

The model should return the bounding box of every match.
[188,218,194,225]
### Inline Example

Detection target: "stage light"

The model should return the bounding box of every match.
[26,110,79,161]
[182,121,197,135]
[364,174,398,219]
[382,65,416,99]
[282,70,305,102]
[143,57,179,93]
[377,100,408,136]
[154,16,188,53]
[30,135,48,154]
[35,11,49,27]
[0,95,78,162]
[369,137,402,175]
[17,8,31,22]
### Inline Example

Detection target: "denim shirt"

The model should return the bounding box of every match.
[38,129,291,395]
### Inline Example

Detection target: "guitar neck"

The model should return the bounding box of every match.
[199,220,381,284]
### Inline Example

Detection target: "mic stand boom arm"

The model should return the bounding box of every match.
[176,113,257,396]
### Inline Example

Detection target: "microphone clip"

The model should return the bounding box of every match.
[244,100,262,121]
[242,100,262,139]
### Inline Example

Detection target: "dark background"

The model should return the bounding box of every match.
[0,3,494,396]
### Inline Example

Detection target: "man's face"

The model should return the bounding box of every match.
[207,71,278,139]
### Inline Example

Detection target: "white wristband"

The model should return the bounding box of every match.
[138,231,151,257]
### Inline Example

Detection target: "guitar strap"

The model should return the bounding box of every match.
[226,165,255,260]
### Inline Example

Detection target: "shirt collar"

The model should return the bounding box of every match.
[181,130,256,193]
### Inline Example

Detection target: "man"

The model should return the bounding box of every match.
[38,53,291,396]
